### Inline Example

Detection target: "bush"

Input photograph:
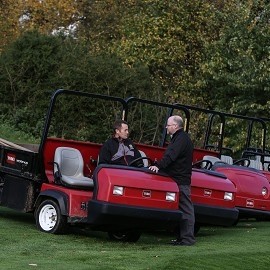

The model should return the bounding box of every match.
[0,31,155,141]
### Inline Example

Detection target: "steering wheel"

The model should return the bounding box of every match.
[201,160,213,170]
[192,159,213,170]
[128,157,153,167]
[233,158,250,167]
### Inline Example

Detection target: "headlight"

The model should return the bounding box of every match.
[262,187,268,197]
[224,192,233,201]
[113,186,124,196]
[166,192,176,202]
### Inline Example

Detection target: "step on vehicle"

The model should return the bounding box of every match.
[0,90,183,242]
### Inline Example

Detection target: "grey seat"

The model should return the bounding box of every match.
[248,159,263,170]
[263,156,270,171]
[54,147,94,188]
[221,155,233,165]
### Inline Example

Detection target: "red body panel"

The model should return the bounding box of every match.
[137,143,236,209]
[262,171,270,183]
[191,169,235,208]
[41,183,93,217]
[215,166,270,211]
[96,167,179,210]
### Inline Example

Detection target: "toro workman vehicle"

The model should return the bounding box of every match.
[0,90,239,240]
[0,90,182,242]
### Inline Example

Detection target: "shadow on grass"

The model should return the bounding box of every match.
[2,206,257,245]
[69,226,108,239]
[0,207,35,225]
[234,218,270,228]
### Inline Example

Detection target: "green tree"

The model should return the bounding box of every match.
[0,0,79,51]
[0,31,154,140]
[0,0,22,51]
[1,0,270,146]
[0,31,64,137]
[107,0,219,105]
[200,0,270,115]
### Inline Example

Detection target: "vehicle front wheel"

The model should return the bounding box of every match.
[35,199,67,234]
[108,231,141,242]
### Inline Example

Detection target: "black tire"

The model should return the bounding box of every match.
[108,231,141,242]
[35,199,67,234]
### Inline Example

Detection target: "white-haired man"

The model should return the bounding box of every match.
[149,115,195,246]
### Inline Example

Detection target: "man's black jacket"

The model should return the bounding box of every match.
[99,137,142,166]
[156,129,193,185]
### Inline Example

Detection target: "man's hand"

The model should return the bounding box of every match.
[148,165,159,173]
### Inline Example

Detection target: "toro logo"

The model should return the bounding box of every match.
[6,153,16,165]
[204,189,212,197]
[246,199,254,208]
[142,190,151,198]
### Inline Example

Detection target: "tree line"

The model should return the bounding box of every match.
[0,0,269,149]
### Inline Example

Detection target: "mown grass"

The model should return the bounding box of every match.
[0,207,270,270]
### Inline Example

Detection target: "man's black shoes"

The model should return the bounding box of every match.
[170,239,195,246]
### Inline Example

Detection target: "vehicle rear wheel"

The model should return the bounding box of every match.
[108,231,141,242]
[35,199,67,234]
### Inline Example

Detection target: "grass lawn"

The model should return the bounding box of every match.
[0,207,269,270]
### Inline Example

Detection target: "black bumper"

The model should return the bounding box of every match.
[237,207,270,219]
[86,200,182,231]
[194,203,239,226]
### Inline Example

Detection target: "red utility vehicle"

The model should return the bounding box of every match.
[192,110,270,220]
[0,90,182,242]
[0,90,238,241]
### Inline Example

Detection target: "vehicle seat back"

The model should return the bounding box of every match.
[263,156,270,171]
[54,147,94,188]
[221,155,233,165]
[202,155,222,168]
[248,159,263,170]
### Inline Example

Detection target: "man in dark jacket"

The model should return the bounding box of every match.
[149,115,195,246]
[99,120,143,166]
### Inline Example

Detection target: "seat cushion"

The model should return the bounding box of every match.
[62,175,94,187]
